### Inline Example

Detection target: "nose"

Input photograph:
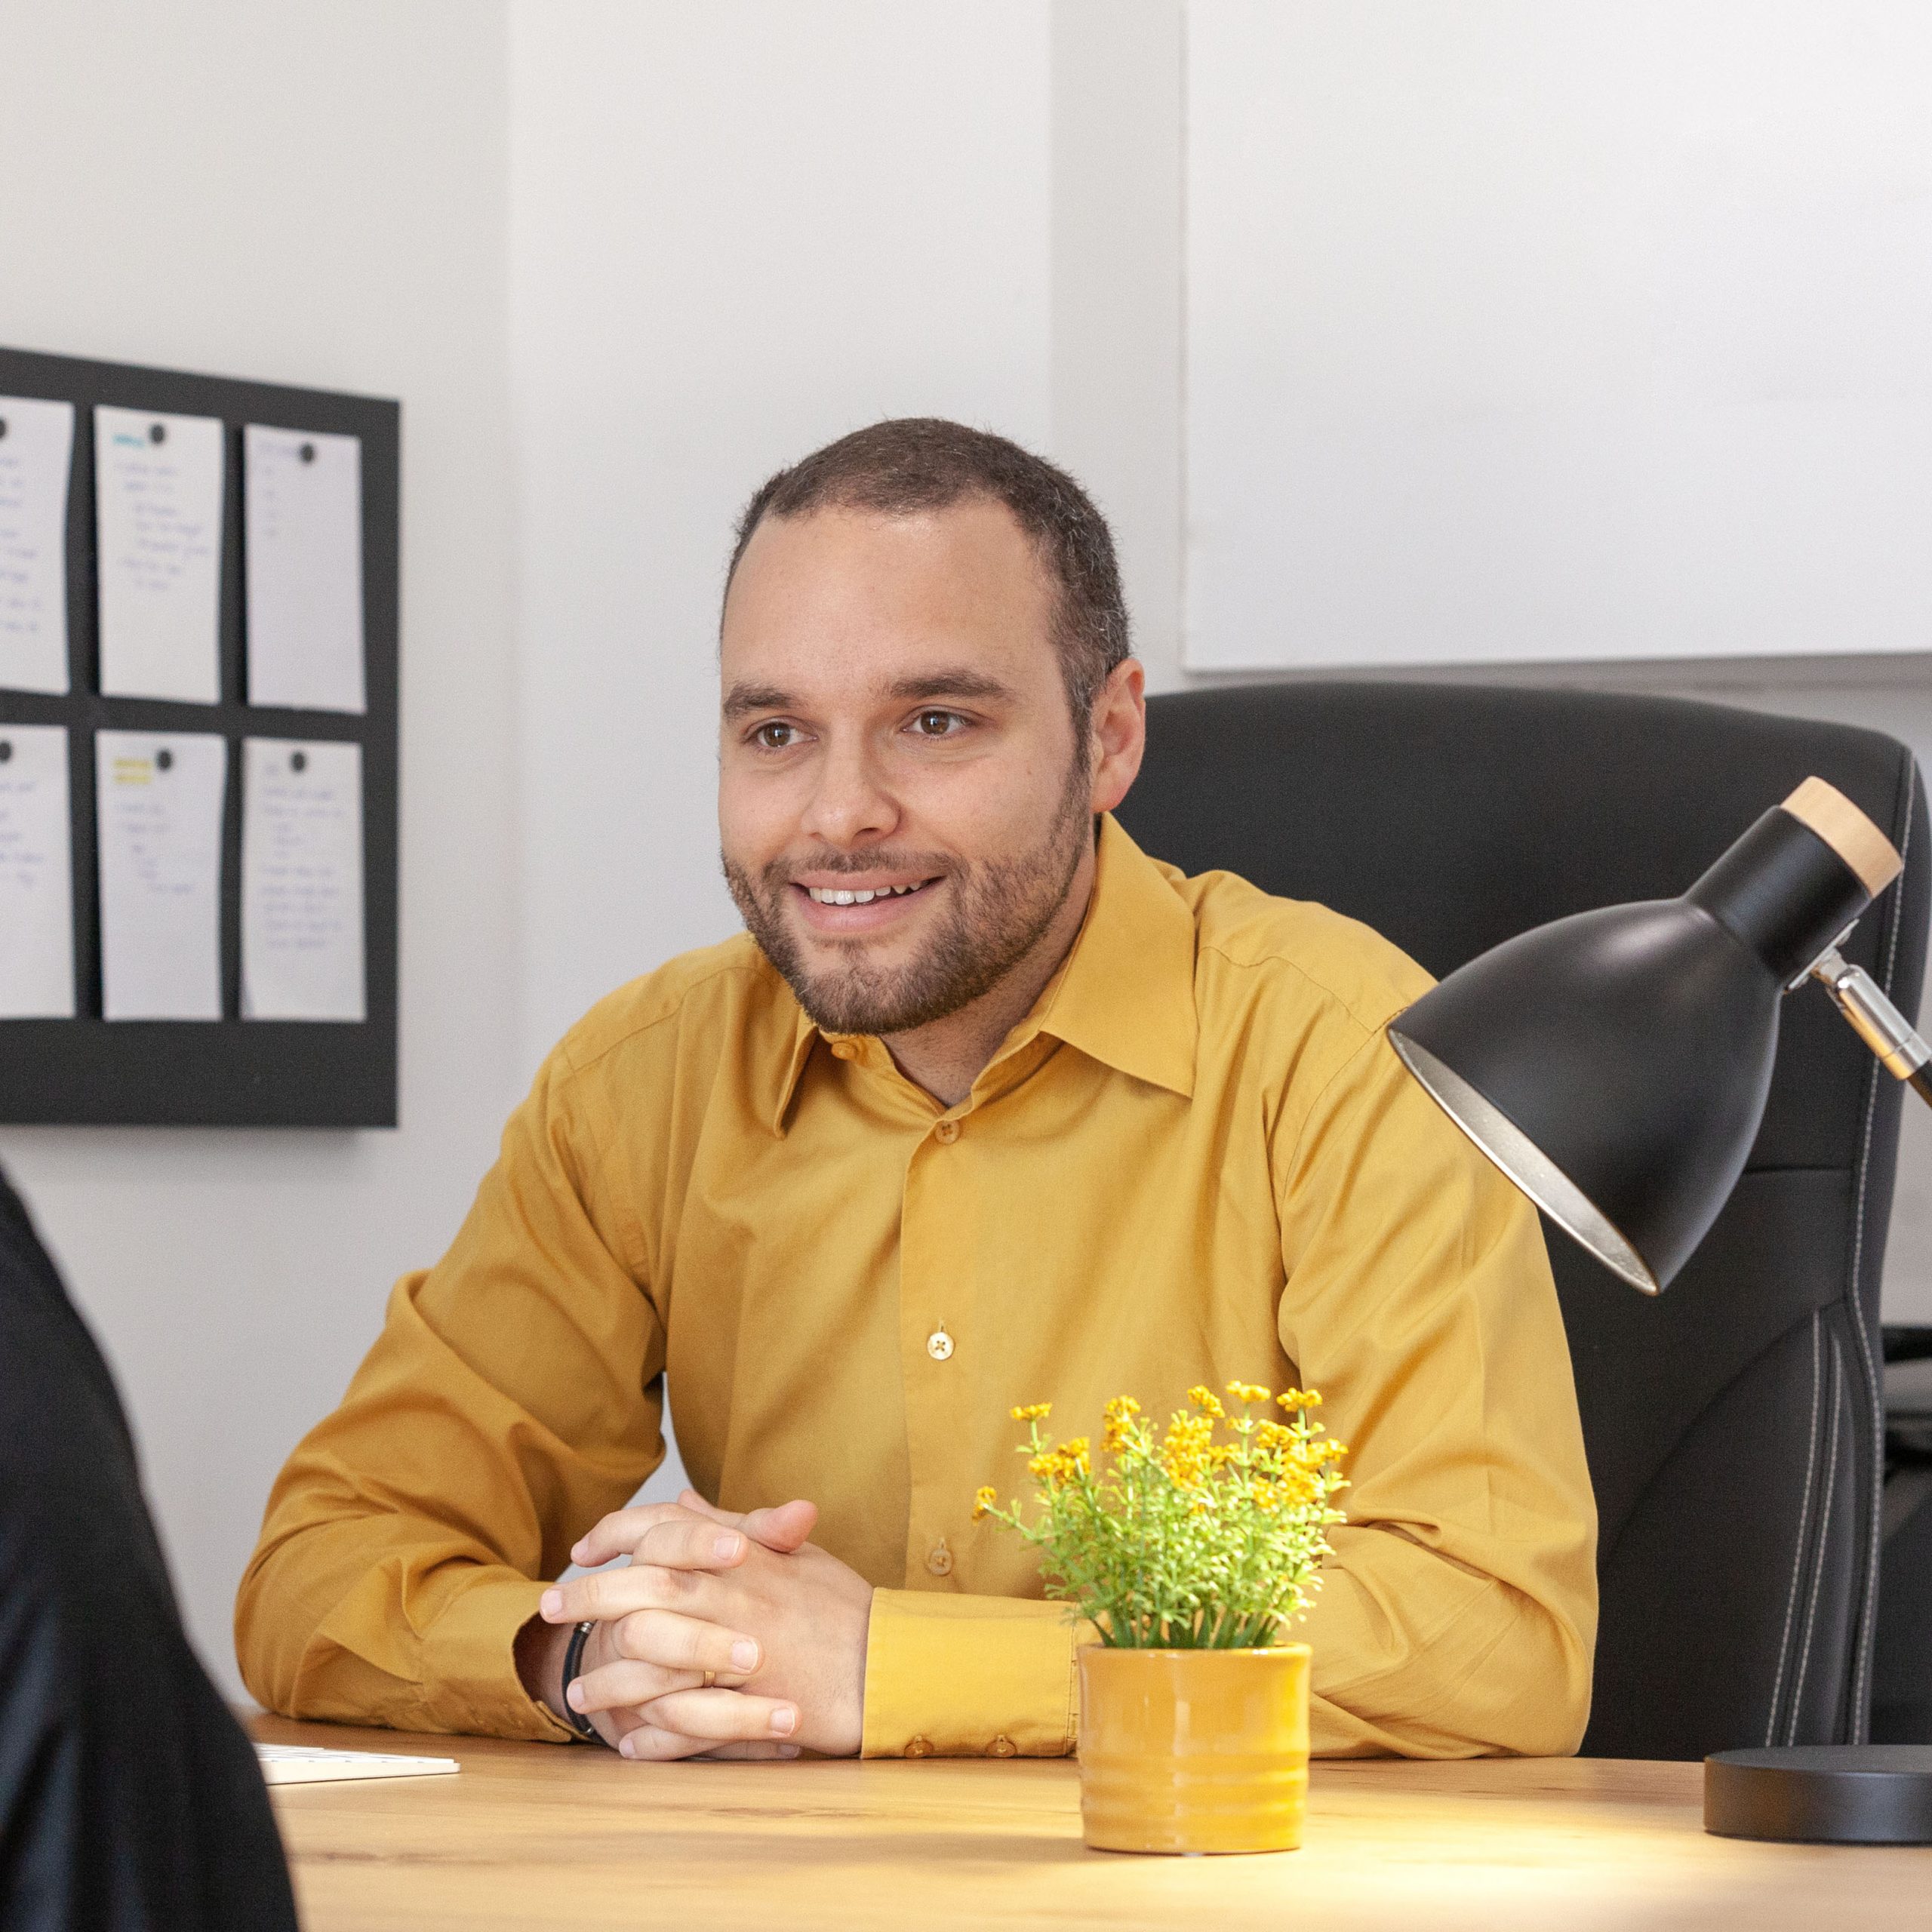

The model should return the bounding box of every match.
[798,730,900,850]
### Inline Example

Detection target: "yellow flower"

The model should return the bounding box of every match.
[1278,1466,1320,1508]
[971,1485,998,1521]
[1277,1388,1322,1411]
[1161,1412,1215,1486]
[1011,1401,1052,1423]
[1226,1380,1271,1406]
[1102,1395,1143,1452]
[1255,1420,1293,1454]
[1186,1385,1226,1418]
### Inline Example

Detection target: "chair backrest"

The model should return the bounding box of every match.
[1118,681,1929,1759]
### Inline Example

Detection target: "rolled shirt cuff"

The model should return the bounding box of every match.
[860,1589,1094,1758]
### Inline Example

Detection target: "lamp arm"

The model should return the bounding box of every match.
[1808,945,1932,1109]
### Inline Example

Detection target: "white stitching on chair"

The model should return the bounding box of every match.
[1788,1334,1844,1743]
[1847,756,1913,1737]
[1767,1312,1823,1746]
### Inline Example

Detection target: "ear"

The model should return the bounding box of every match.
[1088,658,1147,815]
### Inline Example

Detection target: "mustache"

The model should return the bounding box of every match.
[763,851,955,885]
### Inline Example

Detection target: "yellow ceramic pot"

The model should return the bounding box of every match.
[1077,1644,1311,1854]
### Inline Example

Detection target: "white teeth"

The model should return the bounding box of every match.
[807,880,930,905]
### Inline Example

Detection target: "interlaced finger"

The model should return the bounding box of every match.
[568,1499,715,1569]
[566,1657,703,1718]
[617,1687,798,1756]
[609,1607,761,1678]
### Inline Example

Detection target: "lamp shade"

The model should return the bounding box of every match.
[1388,780,1898,1294]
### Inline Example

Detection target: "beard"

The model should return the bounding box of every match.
[722,754,1094,1037]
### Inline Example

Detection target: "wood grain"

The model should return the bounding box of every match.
[1781,777,1903,897]
[251,1713,1927,1931]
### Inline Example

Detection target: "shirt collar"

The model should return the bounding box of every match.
[1030,812,1196,1100]
[767,811,1197,1132]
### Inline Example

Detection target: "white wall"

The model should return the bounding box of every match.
[0,2,521,1690]
[1182,2,1932,673]
[507,0,1052,1069]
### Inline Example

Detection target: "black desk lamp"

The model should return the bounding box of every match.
[1387,777,1932,1844]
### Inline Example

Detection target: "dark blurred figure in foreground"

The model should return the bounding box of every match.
[0,1168,298,1929]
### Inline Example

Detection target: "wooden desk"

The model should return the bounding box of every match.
[253,1715,1925,1930]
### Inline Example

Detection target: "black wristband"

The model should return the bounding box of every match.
[559,1619,601,1742]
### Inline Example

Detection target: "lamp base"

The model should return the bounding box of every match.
[1705,1746,1932,1843]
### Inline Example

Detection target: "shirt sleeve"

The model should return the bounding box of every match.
[860,1591,1094,1758]
[234,1048,666,1742]
[1273,1022,1600,1758]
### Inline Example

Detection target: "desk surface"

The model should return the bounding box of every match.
[252,1715,1927,1931]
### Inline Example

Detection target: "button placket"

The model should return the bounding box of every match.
[900,1109,977,1590]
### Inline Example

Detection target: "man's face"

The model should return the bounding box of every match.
[718,499,1096,1036]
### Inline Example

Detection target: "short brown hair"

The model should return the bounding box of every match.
[727,418,1131,718]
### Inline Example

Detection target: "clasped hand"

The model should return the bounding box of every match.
[535,1490,872,1761]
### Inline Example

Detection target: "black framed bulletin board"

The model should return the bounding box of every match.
[0,346,398,1126]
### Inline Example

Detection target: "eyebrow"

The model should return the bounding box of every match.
[721,667,1019,721]
[721,682,792,721]
[884,669,1017,705]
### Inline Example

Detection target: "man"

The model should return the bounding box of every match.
[238,420,1596,1763]
[0,1167,299,1928]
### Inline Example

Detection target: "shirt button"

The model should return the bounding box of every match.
[829,1040,858,1061]
[925,1327,954,1361]
[987,1735,1017,1758]
[934,1118,959,1144]
[905,1736,934,1758]
[926,1540,954,1577]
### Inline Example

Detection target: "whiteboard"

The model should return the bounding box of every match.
[1184,2,1932,671]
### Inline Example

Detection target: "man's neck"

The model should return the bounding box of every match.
[881,840,1098,1109]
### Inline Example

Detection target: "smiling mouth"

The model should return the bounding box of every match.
[798,878,938,907]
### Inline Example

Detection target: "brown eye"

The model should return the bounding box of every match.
[753,721,797,751]
[914,710,961,737]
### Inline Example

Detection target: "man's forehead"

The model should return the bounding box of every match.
[718,503,1060,716]
[723,500,1051,635]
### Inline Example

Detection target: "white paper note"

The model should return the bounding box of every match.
[245,426,365,713]
[95,406,224,703]
[242,737,365,1022]
[0,396,75,694]
[97,731,226,1020]
[0,724,75,1017]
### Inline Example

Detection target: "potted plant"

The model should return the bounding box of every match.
[974,1383,1347,1854]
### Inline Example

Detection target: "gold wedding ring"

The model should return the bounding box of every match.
[701,1669,717,1689]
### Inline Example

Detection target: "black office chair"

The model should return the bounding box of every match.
[1118,681,1929,1761]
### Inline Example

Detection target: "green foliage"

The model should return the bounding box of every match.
[974,1385,1349,1649]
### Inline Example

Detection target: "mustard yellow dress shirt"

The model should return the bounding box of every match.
[238,816,1597,1759]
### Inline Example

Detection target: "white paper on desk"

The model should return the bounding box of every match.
[97,730,226,1020]
[0,725,75,1017]
[0,397,75,694]
[245,426,365,714]
[242,738,364,1022]
[95,406,223,703]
